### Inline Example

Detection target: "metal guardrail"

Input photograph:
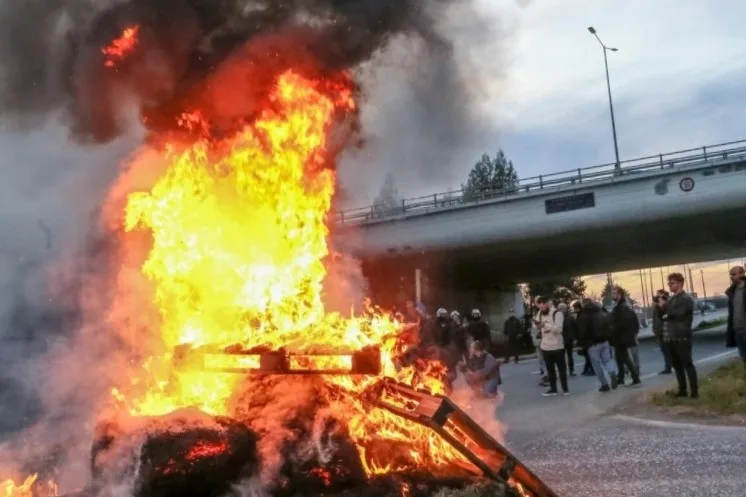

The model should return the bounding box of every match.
[335,139,746,225]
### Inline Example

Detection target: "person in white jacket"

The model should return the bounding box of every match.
[533,296,569,396]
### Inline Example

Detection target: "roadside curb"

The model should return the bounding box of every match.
[611,414,746,431]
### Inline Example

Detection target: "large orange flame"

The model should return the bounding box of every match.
[108,69,468,475]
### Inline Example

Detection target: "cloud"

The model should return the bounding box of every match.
[479,0,746,176]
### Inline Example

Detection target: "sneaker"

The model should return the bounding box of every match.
[599,385,611,393]
[542,390,558,397]
[659,369,672,375]
[610,376,619,390]
[675,391,687,398]
[569,372,577,377]
[582,371,595,377]
[629,380,642,388]
[562,391,570,396]
[690,392,699,399]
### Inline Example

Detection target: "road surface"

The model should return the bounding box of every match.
[490,330,744,497]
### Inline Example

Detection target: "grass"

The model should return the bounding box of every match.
[694,316,728,330]
[648,359,746,419]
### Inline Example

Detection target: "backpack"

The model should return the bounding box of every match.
[552,310,573,340]
[592,310,614,341]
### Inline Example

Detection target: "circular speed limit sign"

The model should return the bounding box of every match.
[679,177,695,192]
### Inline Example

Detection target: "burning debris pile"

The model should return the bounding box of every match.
[0,1,552,497]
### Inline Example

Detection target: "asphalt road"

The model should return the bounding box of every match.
[486,330,745,497]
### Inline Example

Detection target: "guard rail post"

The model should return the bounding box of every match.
[702,146,708,160]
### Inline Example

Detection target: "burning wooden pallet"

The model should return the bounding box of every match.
[169,344,559,497]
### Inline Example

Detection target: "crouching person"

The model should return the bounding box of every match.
[461,340,501,398]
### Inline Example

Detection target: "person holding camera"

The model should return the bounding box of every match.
[652,289,672,375]
[662,273,698,398]
[725,266,746,376]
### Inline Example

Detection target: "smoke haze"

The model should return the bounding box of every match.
[0,0,508,489]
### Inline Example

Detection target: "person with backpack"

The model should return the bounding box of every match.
[577,298,619,392]
[557,302,578,376]
[611,287,642,387]
[533,297,569,396]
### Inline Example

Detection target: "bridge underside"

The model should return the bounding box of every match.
[359,206,746,285]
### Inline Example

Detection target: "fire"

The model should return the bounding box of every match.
[111,69,468,474]
[0,475,57,497]
[101,25,140,68]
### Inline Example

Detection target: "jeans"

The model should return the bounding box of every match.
[658,340,672,370]
[542,348,568,392]
[614,344,640,382]
[536,346,546,373]
[564,343,575,373]
[666,339,698,395]
[482,375,500,395]
[587,342,617,387]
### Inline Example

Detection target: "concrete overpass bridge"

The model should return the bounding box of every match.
[334,140,746,294]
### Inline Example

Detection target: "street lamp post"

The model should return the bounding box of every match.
[588,26,621,174]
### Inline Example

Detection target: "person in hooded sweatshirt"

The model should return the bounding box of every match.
[533,297,568,396]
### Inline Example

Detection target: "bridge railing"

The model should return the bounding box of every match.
[335,139,746,225]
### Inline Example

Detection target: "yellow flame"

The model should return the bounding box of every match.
[112,70,468,473]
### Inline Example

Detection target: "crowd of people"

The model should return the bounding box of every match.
[396,266,746,401]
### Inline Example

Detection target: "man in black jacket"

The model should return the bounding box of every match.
[577,299,618,391]
[467,309,492,350]
[663,273,698,398]
[502,312,523,364]
[611,287,641,387]
[557,303,577,376]
[725,266,746,376]
[652,289,672,375]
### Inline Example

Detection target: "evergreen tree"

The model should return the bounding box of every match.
[602,282,636,308]
[462,149,519,200]
[372,172,401,217]
[525,276,587,304]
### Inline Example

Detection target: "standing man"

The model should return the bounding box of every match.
[652,289,672,375]
[534,297,569,396]
[726,266,746,377]
[611,287,642,387]
[502,311,523,364]
[572,300,595,376]
[577,298,618,392]
[557,302,577,376]
[662,273,698,398]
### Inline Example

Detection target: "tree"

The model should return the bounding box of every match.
[371,172,401,217]
[601,282,636,308]
[462,149,519,200]
[525,276,587,305]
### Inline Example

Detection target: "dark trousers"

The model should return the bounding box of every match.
[564,343,575,373]
[666,339,698,395]
[614,344,640,382]
[543,349,568,393]
[504,336,520,362]
[581,348,594,373]
[657,339,671,371]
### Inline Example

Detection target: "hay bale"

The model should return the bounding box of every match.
[91,408,259,497]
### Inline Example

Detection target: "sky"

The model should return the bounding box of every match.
[481,0,746,299]
[483,0,746,178]
[583,258,746,305]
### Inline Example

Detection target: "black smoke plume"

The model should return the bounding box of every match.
[0,0,458,142]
